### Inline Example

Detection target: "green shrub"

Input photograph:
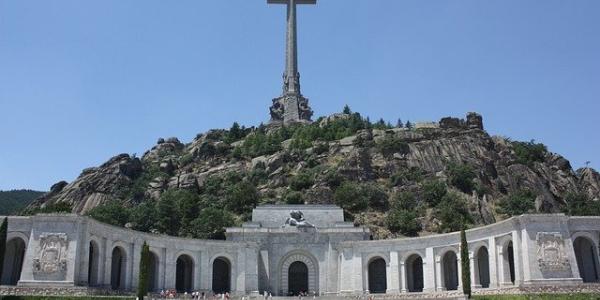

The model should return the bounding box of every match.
[386,209,421,236]
[284,191,304,204]
[225,181,259,214]
[324,171,344,189]
[496,189,536,217]
[376,135,410,157]
[334,182,368,212]
[512,140,547,166]
[86,201,131,227]
[156,191,182,235]
[362,183,389,210]
[563,192,600,216]
[422,180,448,207]
[434,192,473,233]
[390,167,424,186]
[447,162,476,194]
[391,192,418,211]
[290,172,314,191]
[179,153,194,166]
[190,207,235,240]
[130,201,157,232]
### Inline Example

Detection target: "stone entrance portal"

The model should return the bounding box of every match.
[288,261,309,295]
[280,253,318,296]
[212,257,231,293]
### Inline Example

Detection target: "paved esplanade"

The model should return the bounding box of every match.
[268,0,314,125]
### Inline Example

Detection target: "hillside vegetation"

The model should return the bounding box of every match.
[0,190,46,215]
[26,108,600,239]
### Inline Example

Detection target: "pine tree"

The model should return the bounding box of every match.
[137,242,151,300]
[342,105,352,114]
[0,217,7,281]
[405,120,413,129]
[460,228,471,298]
[396,118,404,128]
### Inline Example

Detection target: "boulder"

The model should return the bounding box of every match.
[466,112,484,130]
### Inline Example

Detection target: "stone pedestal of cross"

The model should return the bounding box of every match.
[268,0,315,125]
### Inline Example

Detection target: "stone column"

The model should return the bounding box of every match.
[165,248,177,289]
[457,256,463,291]
[512,230,523,285]
[435,254,443,291]
[103,241,113,288]
[488,237,498,288]
[470,251,480,288]
[236,249,246,293]
[424,247,436,292]
[200,251,210,291]
[399,261,407,293]
[338,248,354,293]
[158,247,166,290]
[353,252,363,293]
[387,251,400,293]
[132,241,142,289]
[194,251,202,291]
[127,242,135,290]
[245,247,259,294]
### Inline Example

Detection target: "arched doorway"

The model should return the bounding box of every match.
[442,251,458,291]
[288,261,308,295]
[405,254,423,292]
[281,253,318,295]
[148,252,159,292]
[368,257,387,294]
[476,246,490,288]
[212,257,231,293]
[501,241,516,284]
[111,247,127,290]
[176,255,194,292]
[574,237,600,283]
[0,237,26,285]
[88,241,100,286]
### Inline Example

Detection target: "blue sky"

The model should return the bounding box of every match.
[1,0,599,191]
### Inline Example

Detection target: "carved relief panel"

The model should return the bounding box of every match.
[536,232,572,278]
[33,232,68,280]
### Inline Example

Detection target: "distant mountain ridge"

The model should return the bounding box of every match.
[0,189,46,215]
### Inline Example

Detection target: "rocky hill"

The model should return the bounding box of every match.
[26,111,600,239]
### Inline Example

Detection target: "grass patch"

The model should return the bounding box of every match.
[474,294,600,300]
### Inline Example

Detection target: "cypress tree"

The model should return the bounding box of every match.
[0,217,7,280]
[460,228,471,298]
[137,242,151,300]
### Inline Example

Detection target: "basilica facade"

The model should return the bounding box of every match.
[1,205,599,296]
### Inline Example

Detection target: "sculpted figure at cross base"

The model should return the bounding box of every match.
[284,210,315,228]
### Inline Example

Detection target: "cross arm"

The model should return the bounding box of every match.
[267,0,317,4]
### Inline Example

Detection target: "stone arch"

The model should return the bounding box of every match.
[280,251,319,296]
[1,237,26,285]
[499,238,515,285]
[212,256,232,293]
[441,250,459,291]
[474,245,490,288]
[110,246,127,290]
[88,240,100,286]
[148,251,160,292]
[176,254,194,292]
[405,254,424,293]
[367,256,387,293]
[288,261,309,295]
[573,236,600,283]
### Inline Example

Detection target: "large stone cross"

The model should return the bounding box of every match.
[268,0,316,125]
